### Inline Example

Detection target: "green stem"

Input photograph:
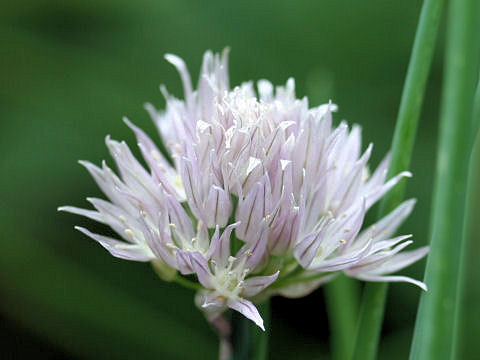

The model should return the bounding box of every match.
[325,275,359,360]
[173,274,203,291]
[409,0,480,358]
[230,300,270,360]
[252,301,270,360]
[352,0,445,359]
[454,120,480,359]
[231,310,251,360]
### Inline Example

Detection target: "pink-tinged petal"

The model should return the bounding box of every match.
[178,157,204,220]
[227,298,265,331]
[236,181,266,242]
[334,144,372,214]
[123,118,183,199]
[355,199,416,249]
[276,273,337,298]
[269,205,299,255]
[104,137,159,200]
[328,199,366,251]
[369,246,429,275]
[294,232,322,268]
[351,273,427,291]
[208,222,240,267]
[350,240,415,273]
[189,252,213,288]
[243,271,279,297]
[205,185,232,228]
[195,220,211,254]
[302,177,328,233]
[239,222,269,270]
[148,230,178,269]
[86,197,138,242]
[176,250,194,274]
[310,238,372,272]
[78,160,134,214]
[58,206,104,223]
[364,153,390,191]
[365,171,412,209]
[166,195,195,242]
[123,117,170,169]
[370,234,413,253]
[136,214,177,269]
[75,226,153,261]
[164,54,194,109]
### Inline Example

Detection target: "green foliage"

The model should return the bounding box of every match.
[352,0,445,358]
[410,0,480,357]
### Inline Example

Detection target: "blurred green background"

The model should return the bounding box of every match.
[2,0,477,359]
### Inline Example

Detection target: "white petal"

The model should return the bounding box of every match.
[227,298,265,331]
[75,226,153,261]
[243,271,279,297]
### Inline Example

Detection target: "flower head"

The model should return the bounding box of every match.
[60,49,428,330]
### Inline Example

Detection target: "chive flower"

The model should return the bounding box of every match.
[59,49,428,331]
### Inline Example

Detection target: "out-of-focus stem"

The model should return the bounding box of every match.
[230,300,270,360]
[352,0,445,359]
[325,275,359,360]
[409,0,480,357]
[454,108,480,358]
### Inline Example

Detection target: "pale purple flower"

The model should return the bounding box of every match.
[60,49,428,330]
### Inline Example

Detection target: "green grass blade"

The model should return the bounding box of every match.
[325,275,359,360]
[454,114,480,359]
[409,0,480,357]
[351,0,445,359]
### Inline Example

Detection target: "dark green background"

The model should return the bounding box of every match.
[1,0,476,358]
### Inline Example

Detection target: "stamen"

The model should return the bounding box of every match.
[124,229,134,238]
[151,149,162,162]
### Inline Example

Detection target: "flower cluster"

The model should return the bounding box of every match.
[60,50,428,330]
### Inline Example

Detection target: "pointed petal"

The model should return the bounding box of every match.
[352,273,427,291]
[176,250,194,274]
[276,273,337,298]
[189,252,213,288]
[243,271,279,297]
[164,53,194,109]
[355,199,416,248]
[208,222,240,267]
[370,246,429,275]
[238,222,269,270]
[236,181,266,242]
[310,238,372,272]
[75,226,153,261]
[227,298,265,331]
[365,171,412,208]
[294,232,322,268]
[204,185,232,228]
[58,206,104,223]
